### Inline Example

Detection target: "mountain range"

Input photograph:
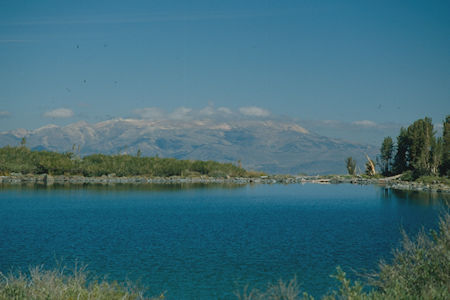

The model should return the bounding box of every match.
[0,118,378,175]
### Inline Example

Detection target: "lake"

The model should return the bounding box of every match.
[0,183,447,299]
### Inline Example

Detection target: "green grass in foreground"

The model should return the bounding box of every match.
[2,213,449,300]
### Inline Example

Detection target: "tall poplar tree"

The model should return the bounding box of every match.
[393,127,410,174]
[345,157,356,175]
[441,115,450,176]
[407,117,434,176]
[430,137,443,176]
[379,136,394,176]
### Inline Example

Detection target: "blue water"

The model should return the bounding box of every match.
[0,183,447,299]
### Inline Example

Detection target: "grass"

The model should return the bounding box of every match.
[235,277,313,300]
[415,175,450,185]
[0,264,164,300]
[1,213,449,300]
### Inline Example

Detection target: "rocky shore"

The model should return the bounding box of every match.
[0,173,449,193]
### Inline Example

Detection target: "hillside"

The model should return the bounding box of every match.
[0,119,377,175]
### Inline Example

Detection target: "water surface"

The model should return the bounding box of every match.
[0,183,446,299]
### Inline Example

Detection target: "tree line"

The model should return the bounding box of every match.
[0,145,247,178]
[346,116,449,179]
[378,116,449,178]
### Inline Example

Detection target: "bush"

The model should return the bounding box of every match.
[0,264,163,300]
[369,212,450,299]
[235,212,450,299]
[416,176,450,185]
[235,277,311,300]
[400,170,415,181]
[0,146,249,178]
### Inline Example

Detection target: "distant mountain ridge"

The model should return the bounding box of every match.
[0,118,377,175]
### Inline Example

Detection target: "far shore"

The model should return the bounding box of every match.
[1,173,449,194]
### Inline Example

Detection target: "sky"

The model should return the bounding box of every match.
[0,0,449,142]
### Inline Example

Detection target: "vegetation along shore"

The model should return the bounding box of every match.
[1,173,449,194]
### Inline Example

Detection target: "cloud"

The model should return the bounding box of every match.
[239,106,270,117]
[170,107,193,119]
[199,105,235,117]
[43,108,74,118]
[129,105,272,120]
[352,120,377,127]
[133,107,165,119]
[131,105,238,120]
[0,110,11,118]
[199,106,215,116]
[217,107,232,114]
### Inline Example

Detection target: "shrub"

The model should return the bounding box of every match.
[400,170,414,181]
[416,176,450,185]
[235,277,312,300]
[369,212,450,299]
[235,212,450,299]
[0,146,249,178]
[0,264,163,300]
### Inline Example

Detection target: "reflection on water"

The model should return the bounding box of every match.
[0,182,246,193]
[2,183,448,205]
[379,186,450,206]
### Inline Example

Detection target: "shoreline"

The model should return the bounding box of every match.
[1,173,449,193]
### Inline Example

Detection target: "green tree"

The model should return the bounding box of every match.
[20,137,27,147]
[441,115,450,176]
[407,117,435,176]
[345,157,356,175]
[390,117,446,178]
[379,136,394,176]
[430,137,443,176]
[393,127,410,175]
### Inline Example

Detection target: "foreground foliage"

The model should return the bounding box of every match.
[237,212,450,299]
[0,146,247,178]
[0,265,163,300]
[368,213,450,299]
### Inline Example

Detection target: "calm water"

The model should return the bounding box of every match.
[0,183,447,299]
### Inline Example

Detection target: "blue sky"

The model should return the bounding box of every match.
[0,0,449,140]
